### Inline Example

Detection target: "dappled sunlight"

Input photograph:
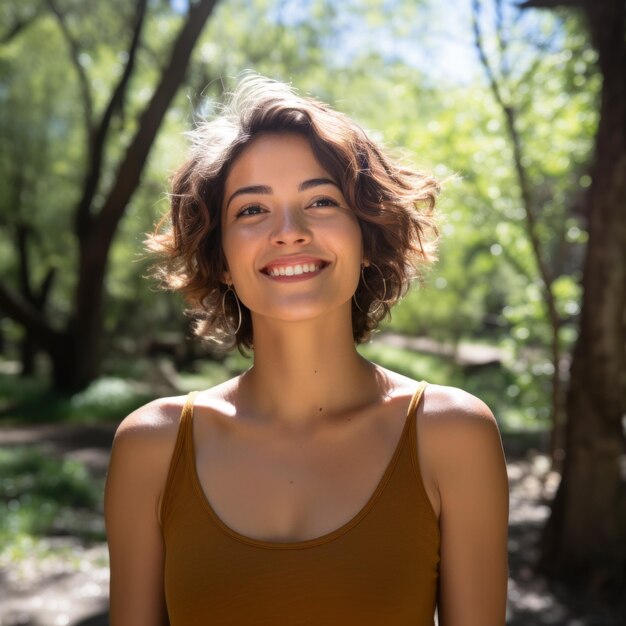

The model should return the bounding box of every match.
[0,537,109,626]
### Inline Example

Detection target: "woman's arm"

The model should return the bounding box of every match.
[104,402,178,626]
[425,387,509,626]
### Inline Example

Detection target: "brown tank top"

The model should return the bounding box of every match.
[160,381,440,625]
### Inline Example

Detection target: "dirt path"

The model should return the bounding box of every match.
[0,424,622,626]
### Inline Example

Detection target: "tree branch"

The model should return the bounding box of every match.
[0,281,60,351]
[72,0,219,339]
[15,222,57,307]
[16,224,34,302]
[471,0,554,290]
[93,0,219,247]
[44,0,94,148]
[37,267,56,308]
[74,0,149,238]
[472,0,566,463]
[0,2,45,46]
[0,12,42,45]
[518,0,583,9]
[495,0,510,80]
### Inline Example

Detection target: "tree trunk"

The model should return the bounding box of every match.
[61,0,220,393]
[19,334,37,376]
[532,0,626,602]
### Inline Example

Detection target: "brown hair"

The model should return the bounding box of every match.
[147,73,440,350]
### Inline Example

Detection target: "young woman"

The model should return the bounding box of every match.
[105,75,509,626]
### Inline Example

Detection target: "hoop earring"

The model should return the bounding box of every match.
[221,285,242,334]
[352,263,387,316]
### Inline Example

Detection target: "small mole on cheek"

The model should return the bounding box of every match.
[319,407,323,412]
[289,480,294,485]
[314,370,318,374]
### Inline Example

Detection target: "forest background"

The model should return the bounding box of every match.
[0,0,624,624]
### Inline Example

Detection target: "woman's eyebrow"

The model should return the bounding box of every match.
[298,177,338,191]
[226,185,272,210]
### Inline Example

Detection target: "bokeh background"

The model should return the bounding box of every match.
[0,0,624,624]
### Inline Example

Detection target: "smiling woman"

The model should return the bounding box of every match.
[104,74,509,626]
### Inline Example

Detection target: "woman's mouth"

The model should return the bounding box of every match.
[261,260,329,280]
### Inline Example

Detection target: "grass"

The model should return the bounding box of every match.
[0,447,105,550]
[0,372,155,425]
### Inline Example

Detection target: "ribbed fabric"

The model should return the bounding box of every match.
[161,381,439,625]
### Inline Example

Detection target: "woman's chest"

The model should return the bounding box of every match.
[192,408,409,543]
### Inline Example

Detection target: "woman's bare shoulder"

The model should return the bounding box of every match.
[373,366,494,420]
[112,376,241,453]
[421,383,497,426]
[419,383,506,479]
[114,395,186,444]
[105,396,192,533]
[111,395,201,476]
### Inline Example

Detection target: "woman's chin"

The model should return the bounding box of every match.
[250,302,350,326]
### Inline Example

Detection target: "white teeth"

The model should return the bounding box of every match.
[267,263,322,277]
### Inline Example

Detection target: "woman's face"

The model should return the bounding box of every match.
[221,133,364,324]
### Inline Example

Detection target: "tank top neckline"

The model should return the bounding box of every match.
[183,380,428,550]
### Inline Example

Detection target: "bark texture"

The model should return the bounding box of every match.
[520,0,626,601]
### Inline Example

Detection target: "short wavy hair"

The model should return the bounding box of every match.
[147,73,440,351]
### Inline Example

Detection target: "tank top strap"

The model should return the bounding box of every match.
[406,381,437,523]
[407,380,428,419]
[181,390,198,429]
[159,391,198,529]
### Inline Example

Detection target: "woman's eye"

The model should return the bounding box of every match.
[310,197,339,208]
[236,205,265,218]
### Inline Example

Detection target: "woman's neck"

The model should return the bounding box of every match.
[237,308,382,431]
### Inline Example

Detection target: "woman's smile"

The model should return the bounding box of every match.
[261,255,330,281]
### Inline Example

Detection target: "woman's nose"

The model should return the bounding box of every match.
[270,208,312,246]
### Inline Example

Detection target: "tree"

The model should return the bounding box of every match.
[471,0,579,466]
[0,0,220,391]
[520,0,626,601]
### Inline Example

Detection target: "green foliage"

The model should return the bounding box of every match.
[0,372,152,424]
[0,447,104,547]
[176,361,232,393]
[358,341,453,384]
[69,377,154,420]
